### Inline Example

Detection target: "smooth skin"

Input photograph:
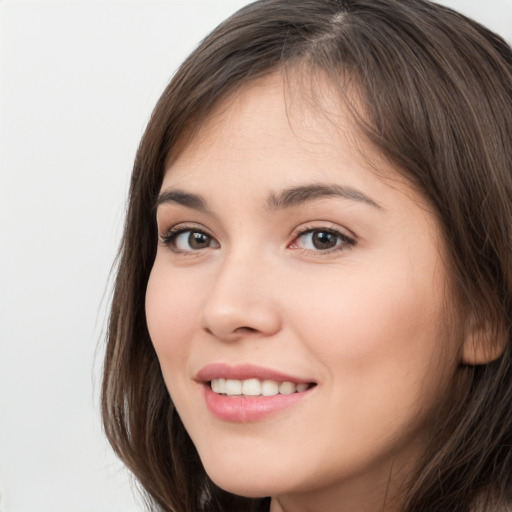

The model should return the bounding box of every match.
[146,73,480,512]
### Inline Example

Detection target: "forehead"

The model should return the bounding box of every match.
[162,71,423,209]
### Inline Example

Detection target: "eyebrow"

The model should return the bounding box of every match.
[266,183,382,210]
[155,183,381,213]
[155,189,210,213]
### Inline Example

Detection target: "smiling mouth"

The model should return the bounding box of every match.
[199,366,317,421]
[209,378,316,397]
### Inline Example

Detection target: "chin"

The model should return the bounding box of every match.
[206,470,275,498]
[200,454,296,499]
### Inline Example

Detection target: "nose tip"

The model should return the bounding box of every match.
[202,299,281,341]
[200,262,281,341]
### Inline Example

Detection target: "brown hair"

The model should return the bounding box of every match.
[101,1,512,511]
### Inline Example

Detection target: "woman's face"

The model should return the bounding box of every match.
[146,73,466,510]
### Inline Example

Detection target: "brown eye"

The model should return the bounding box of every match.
[293,228,355,253]
[164,229,220,252]
[311,231,338,250]
[188,232,211,249]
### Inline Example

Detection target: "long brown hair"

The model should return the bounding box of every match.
[101,1,512,510]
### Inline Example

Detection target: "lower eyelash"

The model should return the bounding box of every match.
[289,227,356,256]
[160,229,183,246]
[159,225,207,247]
[158,224,355,255]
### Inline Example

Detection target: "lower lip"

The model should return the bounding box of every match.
[203,384,313,422]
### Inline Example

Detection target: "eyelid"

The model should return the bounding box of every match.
[291,222,356,241]
[158,221,356,255]
[159,222,203,242]
[159,222,219,252]
[289,223,357,253]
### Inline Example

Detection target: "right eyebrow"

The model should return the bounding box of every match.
[155,189,210,213]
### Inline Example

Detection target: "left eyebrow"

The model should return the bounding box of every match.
[266,183,382,210]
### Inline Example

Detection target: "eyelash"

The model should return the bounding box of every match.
[159,223,356,255]
[290,225,356,254]
[160,224,217,254]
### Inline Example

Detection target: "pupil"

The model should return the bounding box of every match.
[313,231,336,249]
[189,232,209,249]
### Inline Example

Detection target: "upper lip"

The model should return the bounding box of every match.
[195,363,315,384]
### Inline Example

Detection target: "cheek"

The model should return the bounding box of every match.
[278,266,459,475]
[289,271,437,353]
[145,262,203,370]
[284,253,459,410]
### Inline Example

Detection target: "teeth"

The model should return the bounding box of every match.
[211,378,226,393]
[261,379,279,396]
[210,378,311,396]
[279,381,296,395]
[225,379,242,396]
[242,378,261,396]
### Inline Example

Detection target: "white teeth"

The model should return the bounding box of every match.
[261,379,279,396]
[210,378,311,396]
[278,381,296,395]
[225,379,242,396]
[211,378,226,394]
[242,378,261,396]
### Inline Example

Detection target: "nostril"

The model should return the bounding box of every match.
[235,326,258,334]
[204,325,257,336]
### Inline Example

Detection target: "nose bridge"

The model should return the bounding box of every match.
[201,247,281,340]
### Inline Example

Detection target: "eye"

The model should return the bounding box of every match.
[290,227,355,253]
[161,227,220,253]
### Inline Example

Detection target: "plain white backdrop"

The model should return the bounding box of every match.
[1,1,511,511]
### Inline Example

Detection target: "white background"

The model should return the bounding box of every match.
[1,1,511,511]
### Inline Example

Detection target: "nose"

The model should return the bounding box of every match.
[201,253,282,341]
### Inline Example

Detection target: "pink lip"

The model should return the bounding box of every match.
[196,363,316,423]
[195,363,313,384]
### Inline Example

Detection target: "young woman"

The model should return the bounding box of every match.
[101,1,512,511]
